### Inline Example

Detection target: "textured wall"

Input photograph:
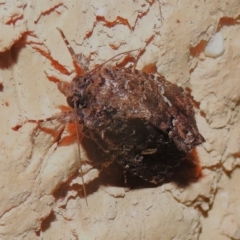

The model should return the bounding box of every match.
[0,0,240,239]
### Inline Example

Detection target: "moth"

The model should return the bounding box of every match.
[56,29,204,197]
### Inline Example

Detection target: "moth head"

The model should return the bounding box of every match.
[62,76,88,109]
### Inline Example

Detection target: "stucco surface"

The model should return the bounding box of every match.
[0,1,240,239]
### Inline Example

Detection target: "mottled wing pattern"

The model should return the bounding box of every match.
[68,66,204,184]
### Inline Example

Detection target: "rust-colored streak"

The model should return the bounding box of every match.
[109,44,119,50]
[34,3,64,24]
[96,16,132,30]
[146,0,155,5]
[67,122,77,135]
[85,30,93,38]
[38,125,64,143]
[185,88,202,111]
[200,111,206,118]
[192,99,200,109]
[46,75,60,83]
[217,16,240,31]
[85,22,96,38]
[58,122,82,147]
[41,4,63,16]
[233,152,240,158]
[145,35,154,45]
[73,61,85,76]
[185,87,192,94]
[25,41,45,46]
[142,63,157,74]
[12,125,22,131]
[131,35,154,67]
[58,105,72,112]
[190,40,207,57]
[116,16,131,29]
[137,9,148,19]
[67,122,83,141]
[115,55,135,68]
[32,46,70,75]
[58,134,76,146]
[6,14,24,25]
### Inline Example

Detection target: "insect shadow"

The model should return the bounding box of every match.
[52,134,202,201]
[81,136,202,194]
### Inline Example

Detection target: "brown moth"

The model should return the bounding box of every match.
[56,29,205,200]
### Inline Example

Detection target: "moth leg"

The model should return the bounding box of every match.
[57,109,88,205]
[122,167,128,184]
[57,28,90,73]
[73,99,88,205]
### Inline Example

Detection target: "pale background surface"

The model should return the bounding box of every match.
[0,1,240,239]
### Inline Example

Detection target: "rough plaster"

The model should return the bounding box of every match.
[0,0,240,239]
